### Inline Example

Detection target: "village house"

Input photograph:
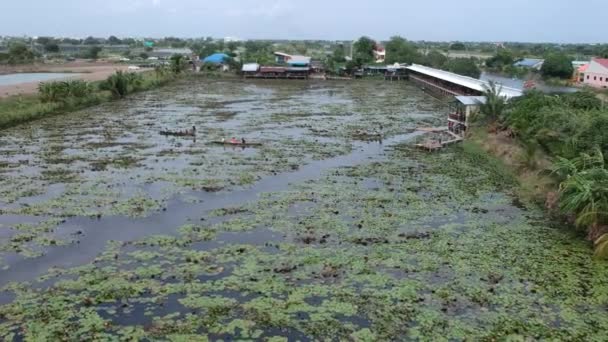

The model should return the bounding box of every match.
[273,52,311,67]
[581,58,608,88]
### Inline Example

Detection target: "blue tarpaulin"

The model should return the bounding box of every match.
[202,53,230,64]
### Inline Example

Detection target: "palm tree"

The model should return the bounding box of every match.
[552,149,608,256]
[479,81,507,123]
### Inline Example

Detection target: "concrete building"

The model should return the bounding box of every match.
[581,58,608,88]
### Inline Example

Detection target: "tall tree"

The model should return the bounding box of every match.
[353,36,376,65]
[83,36,100,45]
[486,49,515,69]
[445,58,481,78]
[108,36,122,45]
[384,36,422,64]
[450,42,466,51]
[425,50,448,69]
[7,43,35,64]
[541,53,574,79]
[479,81,507,122]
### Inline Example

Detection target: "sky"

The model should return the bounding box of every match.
[1,0,606,43]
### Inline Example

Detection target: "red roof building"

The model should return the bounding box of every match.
[582,58,608,88]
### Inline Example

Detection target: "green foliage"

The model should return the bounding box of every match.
[83,36,100,45]
[450,42,466,51]
[541,53,574,79]
[444,57,481,78]
[86,46,102,60]
[101,71,129,98]
[478,81,507,122]
[99,71,143,98]
[424,50,448,69]
[240,41,274,65]
[552,149,608,231]
[107,35,122,45]
[384,36,422,64]
[353,36,376,65]
[170,54,186,74]
[44,43,60,53]
[6,42,35,64]
[38,80,93,103]
[505,91,608,159]
[331,45,346,63]
[486,49,515,70]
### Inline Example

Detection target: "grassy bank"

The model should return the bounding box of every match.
[467,88,608,256]
[0,70,181,130]
[465,128,556,206]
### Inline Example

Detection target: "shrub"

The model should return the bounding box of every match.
[100,71,130,98]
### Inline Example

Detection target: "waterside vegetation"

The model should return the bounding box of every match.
[0,66,183,129]
[473,87,608,257]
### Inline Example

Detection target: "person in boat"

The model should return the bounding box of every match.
[190,126,196,135]
[241,138,246,144]
[230,137,238,144]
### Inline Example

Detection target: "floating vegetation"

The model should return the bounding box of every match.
[1,80,606,340]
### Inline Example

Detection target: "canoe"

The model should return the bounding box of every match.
[209,141,263,147]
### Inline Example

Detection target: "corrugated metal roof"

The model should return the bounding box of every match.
[514,58,544,67]
[455,96,487,106]
[202,53,230,64]
[406,64,523,99]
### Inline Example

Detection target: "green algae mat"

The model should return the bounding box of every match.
[0,79,607,341]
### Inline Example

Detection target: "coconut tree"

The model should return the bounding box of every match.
[552,149,608,256]
[479,81,507,123]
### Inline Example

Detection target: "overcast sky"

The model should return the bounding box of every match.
[2,0,606,43]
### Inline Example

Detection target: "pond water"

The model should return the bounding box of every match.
[0,78,606,340]
[0,72,83,86]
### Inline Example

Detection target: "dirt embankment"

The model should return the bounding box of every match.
[0,60,135,98]
[467,128,556,205]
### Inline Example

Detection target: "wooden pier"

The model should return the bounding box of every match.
[414,127,463,152]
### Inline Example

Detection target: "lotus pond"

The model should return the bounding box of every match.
[0,79,607,341]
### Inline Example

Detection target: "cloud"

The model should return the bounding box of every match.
[152,0,161,7]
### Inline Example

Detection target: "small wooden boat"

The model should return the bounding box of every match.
[209,141,263,147]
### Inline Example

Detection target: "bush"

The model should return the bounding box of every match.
[541,53,574,79]
[38,80,93,103]
[505,91,608,159]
